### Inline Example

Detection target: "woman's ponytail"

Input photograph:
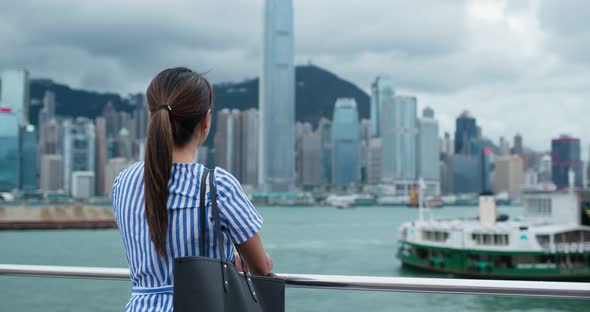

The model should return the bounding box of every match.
[144,108,174,256]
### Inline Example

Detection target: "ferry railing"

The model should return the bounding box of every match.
[1,264,589,300]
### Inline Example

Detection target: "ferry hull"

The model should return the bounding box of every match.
[398,241,590,281]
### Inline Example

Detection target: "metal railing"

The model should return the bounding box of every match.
[0,264,589,300]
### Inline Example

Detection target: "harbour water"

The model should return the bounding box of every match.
[0,206,586,311]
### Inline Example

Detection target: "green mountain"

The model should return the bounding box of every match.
[29,65,370,143]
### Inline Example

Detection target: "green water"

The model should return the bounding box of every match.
[0,206,586,311]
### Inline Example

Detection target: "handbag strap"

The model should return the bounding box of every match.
[206,168,258,301]
[198,167,208,257]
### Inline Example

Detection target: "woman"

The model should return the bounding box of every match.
[112,67,272,311]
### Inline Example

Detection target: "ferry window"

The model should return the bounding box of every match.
[483,235,491,245]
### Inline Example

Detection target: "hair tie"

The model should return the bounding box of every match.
[158,104,172,112]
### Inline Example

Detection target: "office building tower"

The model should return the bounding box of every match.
[499,137,510,156]
[417,109,440,195]
[367,138,383,185]
[513,134,523,156]
[240,109,258,186]
[259,0,295,192]
[446,154,482,194]
[104,158,131,197]
[1,69,30,125]
[551,135,583,188]
[295,121,313,186]
[481,148,493,193]
[318,118,332,185]
[62,118,96,194]
[454,111,477,155]
[95,117,108,195]
[539,154,552,183]
[71,171,95,199]
[214,109,241,175]
[38,119,60,156]
[0,109,19,191]
[38,90,56,126]
[131,94,148,140]
[300,132,322,187]
[103,101,118,138]
[40,154,63,192]
[359,118,371,143]
[493,155,524,196]
[115,128,133,160]
[331,98,360,186]
[441,131,454,157]
[382,95,417,194]
[370,75,394,138]
[422,107,435,119]
[19,125,37,191]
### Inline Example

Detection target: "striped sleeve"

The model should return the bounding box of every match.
[214,168,263,244]
[112,173,122,215]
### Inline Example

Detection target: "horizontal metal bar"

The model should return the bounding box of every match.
[0,264,589,300]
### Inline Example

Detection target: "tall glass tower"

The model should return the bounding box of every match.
[331,98,360,186]
[0,110,19,192]
[259,0,295,192]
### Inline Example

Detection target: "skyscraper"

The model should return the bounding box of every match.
[513,134,523,156]
[214,109,241,175]
[38,90,56,126]
[0,109,19,192]
[382,95,417,193]
[0,69,30,126]
[454,111,477,155]
[95,117,108,196]
[40,154,63,192]
[499,137,510,156]
[71,171,95,199]
[240,109,258,186]
[493,155,524,196]
[131,94,148,140]
[318,118,332,186]
[367,138,383,185]
[370,75,394,138]
[300,132,322,187]
[551,135,582,188]
[331,98,360,186]
[19,125,37,191]
[417,108,440,195]
[62,118,96,194]
[259,0,295,192]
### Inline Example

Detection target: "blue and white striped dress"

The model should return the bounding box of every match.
[112,162,263,312]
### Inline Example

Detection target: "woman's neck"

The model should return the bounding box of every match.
[172,142,199,164]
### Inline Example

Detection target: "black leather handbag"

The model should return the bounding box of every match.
[174,168,285,312]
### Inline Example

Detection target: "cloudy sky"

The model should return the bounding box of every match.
[1,0,589,156]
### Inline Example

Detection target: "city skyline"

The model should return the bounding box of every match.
[1,1,589,154]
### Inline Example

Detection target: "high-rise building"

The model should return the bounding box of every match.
[104,158,131,197]
[103,101,118,138]
[367,138,383,185]
[318,118,332,186]
[0,109,19,192]
[454,111,477,155]
[38,119,60,156]
[0,69,30,126]
[493,155,524,196]
[481,148,493,193]
[331,98,360,186]
[19,125,37,191]
[382,95,417,194]
[295,121,313,185]
[240,109,258,186]
[131,94,148,140]
[40,154,63,192]
[214,109,241,175]
[95,117,108,196]
[539,154,552,183]
[499,137,510,156]
[446,154,482,194]
[38,90,56,126]
[441,131,454,157]
[417,108,440,195]
[71,171,95,199]
[551,135,583,188]
[300,132,322,187]
[513,134,523,156]
[259,0,295,193]
[62,118,96,194]
[370,75,394,138]
[359,118,371,143]
[115,128,133,160]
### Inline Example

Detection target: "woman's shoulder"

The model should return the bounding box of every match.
[113,161,144,189]
[212,167,241,188]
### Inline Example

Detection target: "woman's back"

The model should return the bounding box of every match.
[113,162,263,312]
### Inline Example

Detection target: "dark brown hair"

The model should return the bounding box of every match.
[144,67,213,256]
